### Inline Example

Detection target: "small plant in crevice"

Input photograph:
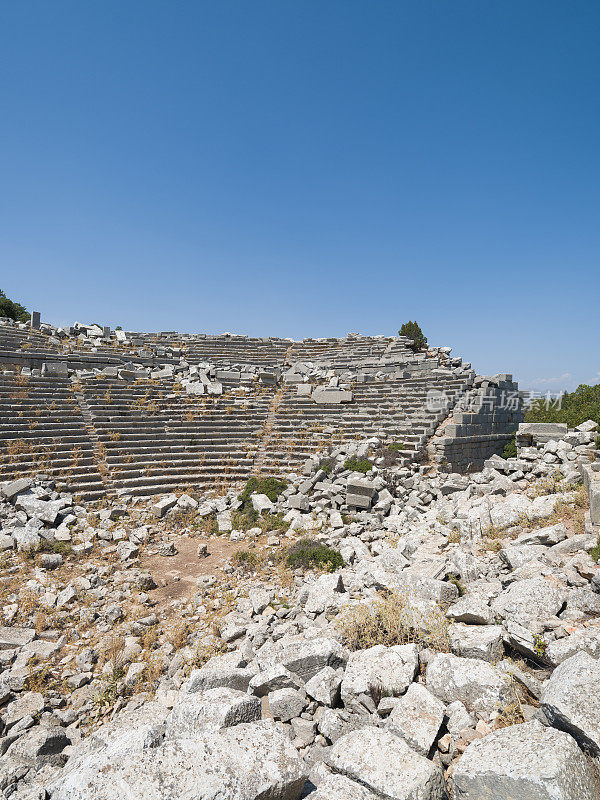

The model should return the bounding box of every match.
[502,434,517,459]
[448,575,466,597]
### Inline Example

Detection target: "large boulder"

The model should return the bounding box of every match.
[386,683,445,756]
[426,653,513,714]
[448,623,503,662]
[165,688,261,738]
[325,727,444,800]
[256,634,348,683]
[541,651,600,756]
[452,720,600,800]
[182,651,255,693]
[340,644,418,713]
[491,577,564,630]
[48,717,306,800]
[303,573,346,615]
[546,627,600,665]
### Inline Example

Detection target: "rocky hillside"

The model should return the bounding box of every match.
[0,420,599,798]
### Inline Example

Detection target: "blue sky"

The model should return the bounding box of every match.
[1,1,598,393]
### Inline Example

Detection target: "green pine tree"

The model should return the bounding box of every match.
[398,321,427,351]
[0,290,29,323]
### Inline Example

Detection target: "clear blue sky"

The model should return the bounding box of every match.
[1,1,598,393]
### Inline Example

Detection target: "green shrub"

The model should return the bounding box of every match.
[0,290,29,323]
[398,321,427,351]
[387,442,408,452]
[526,383,600,430]
[502,434,517,459]
[285,538,344,572]
[595,435,600,450]
[590,536,600,563]
[318,458,335,475]
[343,457,371,474]
[238,476,287,513]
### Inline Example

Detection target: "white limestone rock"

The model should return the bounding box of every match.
[309,773,379,799]
[491,577,564,630]
[325,727,444,800]
[446,594,494,625]
[305,666,342,706]
[452,720,600,800]
[49,719,306,800]
[541,651,600,756]
[426,652,513,714]
[387,683,445,756]
[341,644,418,713]
[165,688,261,738]
[182,651,255,693]
[256,634,348,683]
[449,623,504,662]
[545,627,600,665]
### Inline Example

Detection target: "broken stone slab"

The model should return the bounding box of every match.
[14,495,66,525]
[302,573,345,615]
[182,652,255,694]
[446,594,494,625]
[3,692,44,728]
[151,494,177,519]
[448,623,503,662]
[452,720,600,800]
[288,493,310,511]
[41,361,68,377]
[268,688,308,723]
[0,627,36,650]
[256,635,348,683]
[386,683,445,756]
[346,477,377,509]
[517,422,568,444]
[515,522,568,546]
[325,727,444,800]
[5,725,70,770]
[165,688,261,738]
[217,510,233,533]
[0,478,32,501]
[546,627,600,665]
[346,478,376,499]
[340,644,418,714]
[392,574,459,605]
[250,493,274,514]
[248,665,303,697]
[541,650,600,756]
[491,577,564,630]
[311,388,353,404]
[304,666,341,707]
[426,652,513,714]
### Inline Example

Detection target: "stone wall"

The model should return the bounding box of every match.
[431,374,524,472]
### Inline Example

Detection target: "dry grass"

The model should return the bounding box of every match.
[166,621,190,650]
[336,592,451,653]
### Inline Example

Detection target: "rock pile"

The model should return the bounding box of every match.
[0,419,599,798]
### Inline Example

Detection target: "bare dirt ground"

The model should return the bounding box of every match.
[142,535,241,606]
